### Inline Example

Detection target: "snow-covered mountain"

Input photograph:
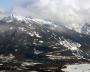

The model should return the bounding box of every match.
[0,15,90,61]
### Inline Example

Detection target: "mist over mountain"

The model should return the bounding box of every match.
[12,0,90,34]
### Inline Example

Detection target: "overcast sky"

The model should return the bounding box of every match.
[0,0,90,32]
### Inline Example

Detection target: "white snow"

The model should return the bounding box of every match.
[31,18,52,24]
[59,39,81,51]
[13,15,25,21]
[39,40,44,43]
[62,64,90,72]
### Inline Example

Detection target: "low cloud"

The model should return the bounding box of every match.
[0,9,8,19]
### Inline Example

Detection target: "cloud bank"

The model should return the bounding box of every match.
[0,9,9,19]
